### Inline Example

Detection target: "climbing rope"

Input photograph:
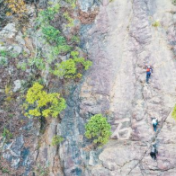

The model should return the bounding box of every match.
[127,110,172,175]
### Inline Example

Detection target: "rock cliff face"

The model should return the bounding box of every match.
[1,0,176,175]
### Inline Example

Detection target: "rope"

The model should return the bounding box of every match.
[127,110,172,175]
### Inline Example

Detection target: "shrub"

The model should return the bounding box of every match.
[172,105,176,120]
[85,114,112,145]
[5,85,13,103]
[51,51,92,79]
[152,21,160,27]
[24,82,66,118]
[0,50,19,66]
[63,12,74,27]
[64,0,76,8]
[52,59,77,79]
[5,0,27,17]
[2,127,13,141]
[71,51,92,70]
[51,135,64,146]
[0,50,8,57]
[42,26,62,44]
[71,35,80,44]
[38,5,71,54]
[42,25,71,53]
[17,62,27,71]
[0,57,8,66]
[18,57,45,71]
[37,4,60,25]
[1,167,10,174]
[28,57,46,70]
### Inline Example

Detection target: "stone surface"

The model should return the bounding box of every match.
[13,80,22,92]
[58,0,176,175]
[78,0,99,12]
[1,0,176,175]
[0,23,17,39]
[3,135,24,169]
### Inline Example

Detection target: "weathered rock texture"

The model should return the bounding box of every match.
[1,0,176,175]
[76,0,176,175]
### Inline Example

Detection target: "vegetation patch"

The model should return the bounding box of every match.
[5,0,27,17]
[2,127,13,142]
[23,82,66,118]
[51,51,92,79]
[152,21,160,27]
[51,135,64,146]
[85,114,112,146]
[172,105,176,120]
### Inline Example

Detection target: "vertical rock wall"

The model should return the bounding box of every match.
[59,0,176,175]
[1,0,176,175]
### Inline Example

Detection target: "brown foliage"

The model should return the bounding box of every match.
[5,0,27,17]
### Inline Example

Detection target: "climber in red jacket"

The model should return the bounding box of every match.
[146,65,153,83]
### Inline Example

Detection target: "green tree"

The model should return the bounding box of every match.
[24,82,66,118]
[85,114,112,145]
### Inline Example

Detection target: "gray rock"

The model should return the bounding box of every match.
[78,0,94,12]
[3,135,24,169]
[0,23,17,39]
[15,32,25,45]
[13,80,22,92]
[2,0,176,175]
[12,45,22,54]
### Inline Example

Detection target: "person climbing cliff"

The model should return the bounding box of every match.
[146,65,153,83]
[152,117,158,132]
[150,144,158,160]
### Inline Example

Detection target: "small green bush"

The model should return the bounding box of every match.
[0,50,8,66]
[51,51,92,79]
[2,127,13,141]
[0,50,8,57]
[42,25,71,54]
[172,105,176,120]
[0,49,18,58]
[71,35,80,44]
[152,21,160,27]
[71,51,92,70]
[0,57,8,66]
[1,167,10,174]
[17,62,27,71]
[24,82,66,118]
[85,114,112,145]
[42,26,63,44]
[51,135,64,146]
[52,59,77,78]
[64,0,76,8]
[63,12,74,27]
[37,4,60,25]
[28,57,45,70]
[17,58,45,71]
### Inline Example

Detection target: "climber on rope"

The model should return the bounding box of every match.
[146,65,153,83]
[152,117,158,132]
[150,143,158,160]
